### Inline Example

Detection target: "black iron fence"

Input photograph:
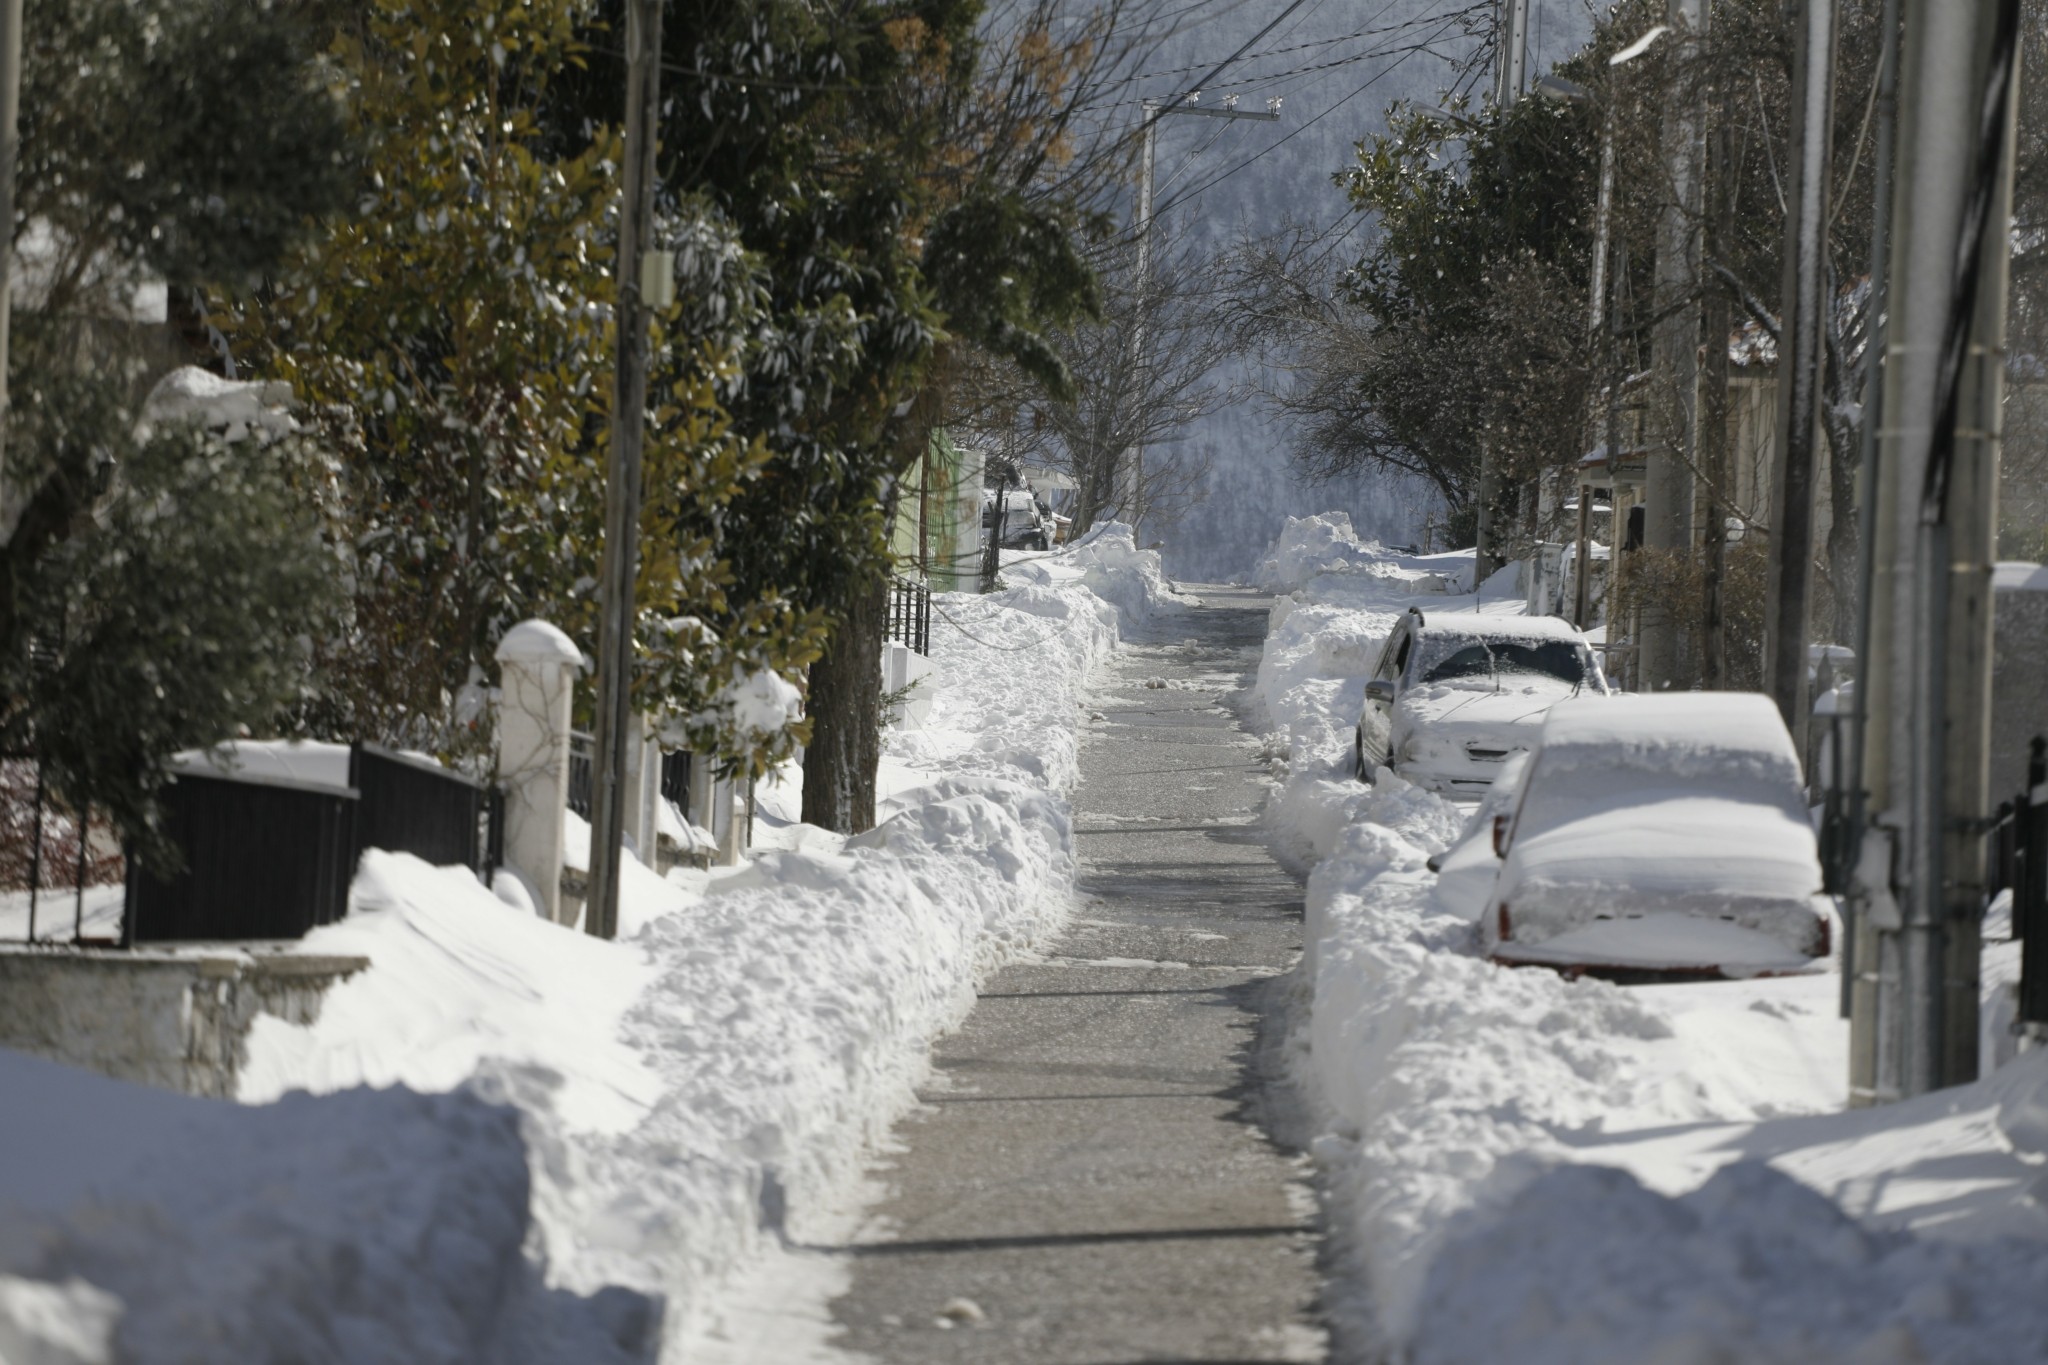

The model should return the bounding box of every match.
[660,749,692,809]
[1990,737,2048,1024]
[126,769,357,944]
[1,755,124,945]
[121,744,501,945]
[568,730,594,819]
[349,744,494,873]
[887,576,932,657]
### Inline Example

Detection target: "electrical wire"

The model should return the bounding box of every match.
[1146,9,1474,226]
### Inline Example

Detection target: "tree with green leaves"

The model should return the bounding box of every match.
[229,0,824,779]
[2,0,351,858]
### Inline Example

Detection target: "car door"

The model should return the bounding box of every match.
[1356,619,1413,777]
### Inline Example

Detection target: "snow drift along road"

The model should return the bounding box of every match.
[0,525,1180,1364]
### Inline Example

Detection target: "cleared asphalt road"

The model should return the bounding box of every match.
[824,585,1326,1364]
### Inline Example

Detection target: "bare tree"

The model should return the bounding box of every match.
[960,225,1236,539]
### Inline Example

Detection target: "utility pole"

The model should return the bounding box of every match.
[1638,0,1710,691]
[0,0,24,543]
[1762,0,1838,750]
[1118,93,1279,536]
[1494,0,1531,107]
[1475,0,1532,587]
[1842,0,1900,1075]
[588,0,665,940]
[1534,74,1611,630]
[1853,0,2019,1101]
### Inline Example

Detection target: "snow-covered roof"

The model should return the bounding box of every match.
[1536,692,1800,787]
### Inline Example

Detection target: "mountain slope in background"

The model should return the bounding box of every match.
[1111,0,1598,580]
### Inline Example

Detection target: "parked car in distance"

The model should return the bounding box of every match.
[1355,609,1605,794]
[1481,693,1831,980]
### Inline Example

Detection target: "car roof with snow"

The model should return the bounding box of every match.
[1533,693,1802,789]
[1408,610,1589,643]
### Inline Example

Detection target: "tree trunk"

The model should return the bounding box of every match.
[801,567,885,834]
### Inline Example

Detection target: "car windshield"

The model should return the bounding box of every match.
[1418,637,1585,686]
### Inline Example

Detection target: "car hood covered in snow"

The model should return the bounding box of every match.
[1393,680,1581,794]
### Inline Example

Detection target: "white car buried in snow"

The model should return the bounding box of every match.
[1481,692,1832,980]
[1354,609,1605,795]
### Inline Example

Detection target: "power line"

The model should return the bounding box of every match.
[1148,11,1474,225]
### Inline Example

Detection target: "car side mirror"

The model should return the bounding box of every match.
[1491,813,1511,858]
[1365,678,1397,706]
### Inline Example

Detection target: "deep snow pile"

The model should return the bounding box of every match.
[0,531,1172,1362]
[1003,520,1196,628]
[1255,517,2048,1363]
[1252,512,1464,595]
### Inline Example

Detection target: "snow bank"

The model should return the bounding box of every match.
[1003,521,1193,628]
[1251,512,1469,595]
[1,528,1145,1361]
[1260,514,2047,1363]
[0,1048,651,1364]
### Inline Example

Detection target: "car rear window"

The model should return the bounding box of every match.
[1419,638,1586,686]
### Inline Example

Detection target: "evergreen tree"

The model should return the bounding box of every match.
[2,0,352,857]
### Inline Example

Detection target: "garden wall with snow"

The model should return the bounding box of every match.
[0,529,1184,1364]
[1251,519,2048,1365]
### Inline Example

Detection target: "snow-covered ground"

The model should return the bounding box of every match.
[0,524,1174,1364]
[1250,514,2048,1364]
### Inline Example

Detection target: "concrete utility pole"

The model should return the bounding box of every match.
[1762,0,1838,753]
[1840,0,1900,1043]
[0,0,24,541]
[1853,0,2020,1101]
[1638,0,1710,691]
[1120,94,1278,534]
[588,0,665,940]
[1475,0,1533,587]
[1494,0,1531,108]
[1534,74,1611,630]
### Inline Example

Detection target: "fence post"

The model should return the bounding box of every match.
[495,620,582,925]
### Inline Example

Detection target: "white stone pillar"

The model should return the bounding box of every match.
[621,715,654,861]
[495,620,582,925]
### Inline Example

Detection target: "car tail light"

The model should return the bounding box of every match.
[1811,914,1831,958]
[1495,901,1512,941]
[1492,814,1510,857]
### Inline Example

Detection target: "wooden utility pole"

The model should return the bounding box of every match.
[1853,0,2019,1100]
[1762,0,1839,750]
[1639,0,1710,690]
[0,0,23,542]
[588,0,665,940]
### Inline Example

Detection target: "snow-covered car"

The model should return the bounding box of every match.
[1427,749,1532,918]
[1354,609,1605,794]
[1481,693,1831,979]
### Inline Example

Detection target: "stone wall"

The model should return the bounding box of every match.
[0,950,365,1097]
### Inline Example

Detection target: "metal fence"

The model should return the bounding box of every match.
[568,730,594,818]
[123,745,503,944]
[349,743,496,876]
[1989,737,2048,1024]
[126,770,357,944]
[1,755,124,945]
[660,749,692,809]
[887,576,932,657]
